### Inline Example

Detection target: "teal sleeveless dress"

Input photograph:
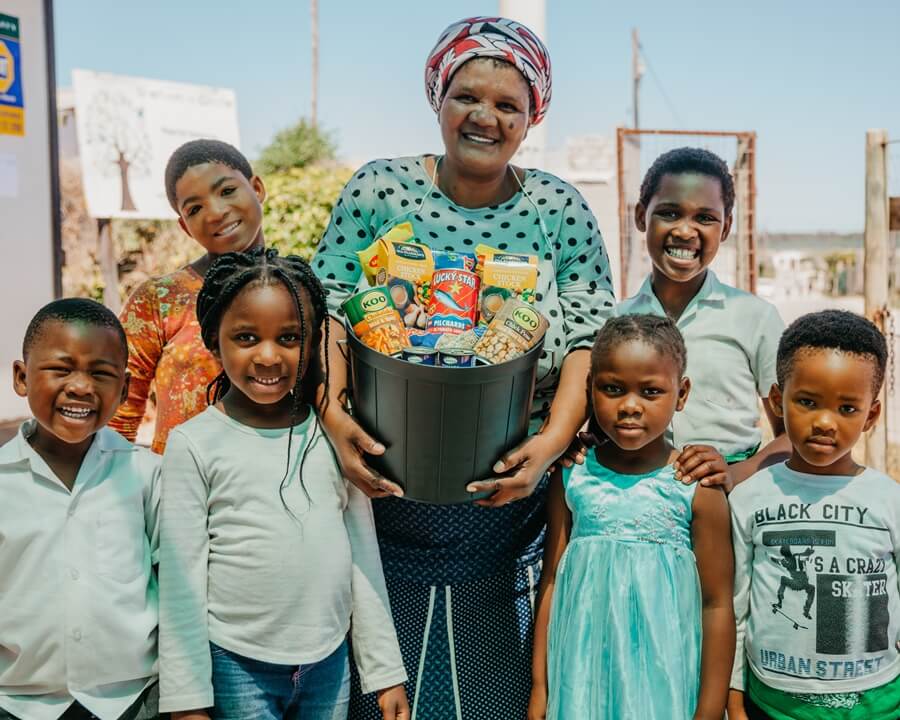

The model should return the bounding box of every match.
[547,456,702,719]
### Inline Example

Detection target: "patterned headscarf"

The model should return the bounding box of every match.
[425,16,552,127]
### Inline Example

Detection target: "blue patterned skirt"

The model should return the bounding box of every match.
[349,480,547,720]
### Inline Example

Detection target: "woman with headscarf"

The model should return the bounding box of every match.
[313,17,616,719]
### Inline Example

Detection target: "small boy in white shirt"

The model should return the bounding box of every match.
[0,299,160,720]
[729,309,900,719]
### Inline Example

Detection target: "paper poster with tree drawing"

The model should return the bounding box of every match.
[82,89,151,212]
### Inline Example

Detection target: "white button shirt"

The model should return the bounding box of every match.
[0,423,160,720]
[617,271,785,457]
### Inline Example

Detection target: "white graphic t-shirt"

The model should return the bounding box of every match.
[730,462,900,695]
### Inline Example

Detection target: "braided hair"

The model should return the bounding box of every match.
[591,314,687,378]
[587,314,688,439]
[196,246,331,512]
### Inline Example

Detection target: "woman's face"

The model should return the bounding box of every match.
[439,58,530,177]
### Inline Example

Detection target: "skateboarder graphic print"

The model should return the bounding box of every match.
[771,545,815,623]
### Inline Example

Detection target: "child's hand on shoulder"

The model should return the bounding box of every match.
[377,683,409,720]
[673,444,731,491]
[527,684,548,720]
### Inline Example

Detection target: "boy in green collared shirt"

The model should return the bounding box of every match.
[617,147,790,487]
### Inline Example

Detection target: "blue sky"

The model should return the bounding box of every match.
[54,1,900,233]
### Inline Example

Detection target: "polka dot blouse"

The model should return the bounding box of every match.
[314,155,616,425]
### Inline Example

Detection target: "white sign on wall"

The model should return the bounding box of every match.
[72,69,240,219]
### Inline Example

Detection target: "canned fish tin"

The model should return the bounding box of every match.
[427,268,480,336]
[438,349,475,368]
[402,347,438,365]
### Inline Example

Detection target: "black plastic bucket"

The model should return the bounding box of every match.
[346,328,543,504]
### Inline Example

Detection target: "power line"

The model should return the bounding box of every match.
[637,41,684,128]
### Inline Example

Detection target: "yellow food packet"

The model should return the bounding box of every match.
[474,243,501,276]
[479,250,539,325]
[357,222,416,285]
[375,238,435,329]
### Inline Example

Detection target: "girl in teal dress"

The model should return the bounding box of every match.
[529,315,735,720]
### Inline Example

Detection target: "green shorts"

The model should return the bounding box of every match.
[724,444,759,465]
[748,668,900,720]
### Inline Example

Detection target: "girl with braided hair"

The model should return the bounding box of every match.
[157,247,409,720]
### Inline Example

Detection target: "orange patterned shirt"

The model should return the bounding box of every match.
[110,267,221,454]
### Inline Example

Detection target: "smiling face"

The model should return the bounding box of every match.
[636,172,732,286]
[439,57,530,178]
[174,162,266,257]
[591,339,689,453]
[13,321,129,454]
[771,348,881,475]
[214,281,317,419]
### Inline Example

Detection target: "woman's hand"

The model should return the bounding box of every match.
[321,409,403,498]
[376,684,410,720]
[527,685,548,720]
[466,433,563,508]
[673,444,731,490]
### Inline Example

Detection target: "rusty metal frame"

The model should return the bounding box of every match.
[616,127,758,297]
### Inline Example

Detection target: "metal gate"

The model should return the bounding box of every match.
[616,128,757,299]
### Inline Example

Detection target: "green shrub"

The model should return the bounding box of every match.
[255,119,336,175]
[261,165,352,260]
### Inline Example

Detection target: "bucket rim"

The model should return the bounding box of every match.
[344,321,545,383]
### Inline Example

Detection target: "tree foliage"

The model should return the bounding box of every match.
[261,165,352,260]
[82,90,151,210]
[255,118,336,175]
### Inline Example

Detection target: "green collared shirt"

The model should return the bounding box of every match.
[617,271,784,456]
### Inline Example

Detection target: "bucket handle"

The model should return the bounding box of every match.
[336,337,350,364]
[336,338,355,414]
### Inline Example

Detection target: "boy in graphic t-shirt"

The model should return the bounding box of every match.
[728,310,900,720]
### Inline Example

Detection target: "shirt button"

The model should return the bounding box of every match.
[70,569,79,580]
[72,629,82,641]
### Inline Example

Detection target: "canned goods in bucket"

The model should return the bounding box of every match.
[402,347,438,365]
[342,287,409,356]
[438,349,475,367]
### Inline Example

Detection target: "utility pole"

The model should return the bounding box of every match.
[96,218,120,314]
[631,28,642,128]
[864,129,889,471]
[311,0,318,126]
